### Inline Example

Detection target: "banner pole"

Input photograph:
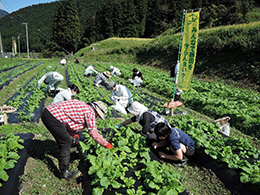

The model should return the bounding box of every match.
[173,9,186,100]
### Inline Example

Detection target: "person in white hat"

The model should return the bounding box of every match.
[84,65,99,77]
[41,99,112,180]
[116,102,171,141]
[93,71,111,88]
[110,65,121,77]
[107,81,133,115]
[37,71,64,94]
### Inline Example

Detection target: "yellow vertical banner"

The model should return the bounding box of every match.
[177,11,200,91]
[12,37,17,55]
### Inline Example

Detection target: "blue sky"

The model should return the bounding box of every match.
[0,0,57,13]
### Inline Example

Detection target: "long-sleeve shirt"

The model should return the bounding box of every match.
[85,66,98,75]
[132,71,143,80]
[110,85,132,103]
[37,72,64,90]
[52,88,72,104]
[131,112,154,135]
[131,111,170,135]
[111,67,121,76]
[93,73,108,84]
[46,99,108,146]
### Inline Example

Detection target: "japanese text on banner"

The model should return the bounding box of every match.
[177,11,200,91]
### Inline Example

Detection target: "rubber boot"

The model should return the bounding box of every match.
[59,153,80,180]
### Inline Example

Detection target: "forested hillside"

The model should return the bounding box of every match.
[0,0,260,54]
[0,0,107,52]
[84,0,259,44]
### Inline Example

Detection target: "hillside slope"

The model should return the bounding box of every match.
[75,22,260,90]
[0,0,107,52]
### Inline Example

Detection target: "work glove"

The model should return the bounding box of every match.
[116,124,122,129]
[105,142,113,149]
[72,134,80,146]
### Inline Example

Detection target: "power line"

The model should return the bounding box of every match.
[1,0,13,13]
[0,0,74,57]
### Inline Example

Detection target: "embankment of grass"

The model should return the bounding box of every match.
[75,22,260,89]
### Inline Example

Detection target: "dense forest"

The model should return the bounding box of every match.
[0,0,108,54]
[0,0,259,56]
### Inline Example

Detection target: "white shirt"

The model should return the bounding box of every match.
[60,59,66,64]
[52,88,72,104]
[111,85,132,103]
[85,66,98,75]
[37,72,64,90]
[111,67,121,76]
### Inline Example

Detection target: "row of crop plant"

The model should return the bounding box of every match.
[68,62,260,190]
[98,62,260,139]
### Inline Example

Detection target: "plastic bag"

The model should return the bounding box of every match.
[220,123,230,136]
[214,116,231,136]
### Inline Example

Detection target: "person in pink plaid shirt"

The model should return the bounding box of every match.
[41,99,112,180]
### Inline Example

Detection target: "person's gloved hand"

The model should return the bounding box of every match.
[105,142,113,149]
[72,134,80,145]
[116,124,122,129]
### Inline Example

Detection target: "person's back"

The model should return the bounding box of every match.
[38,72,56,88]
[85,65,98,76]
[52,84,79,104]
[52,89,70,104]
[93,72,103,83]
[60,59,66,65]
[169,128,195,151]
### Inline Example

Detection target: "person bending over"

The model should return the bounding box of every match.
[52,84,80,104]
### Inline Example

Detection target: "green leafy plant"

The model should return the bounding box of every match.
[0,133,24,187]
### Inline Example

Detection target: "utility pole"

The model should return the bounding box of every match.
[17,34,21,58]
[0,32,3,58]
[22,23,29,59]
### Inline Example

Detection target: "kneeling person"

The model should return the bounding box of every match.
[152,122,195,166]
[108,81,133,115]
[93,71,111,88]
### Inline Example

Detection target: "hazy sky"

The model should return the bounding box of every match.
[0,0,57,13]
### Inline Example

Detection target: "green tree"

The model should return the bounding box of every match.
[134,0,148,37]
[50,0,81,54]
[82,14,97,45]
[98,3,115,38]
[144,0,162,37]
[120,0,139,37]
[112,0,124,37]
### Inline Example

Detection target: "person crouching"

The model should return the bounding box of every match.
[152,122,195,166]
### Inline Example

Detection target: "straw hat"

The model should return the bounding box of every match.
[89,101,107,120]
[103,71,111,78]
